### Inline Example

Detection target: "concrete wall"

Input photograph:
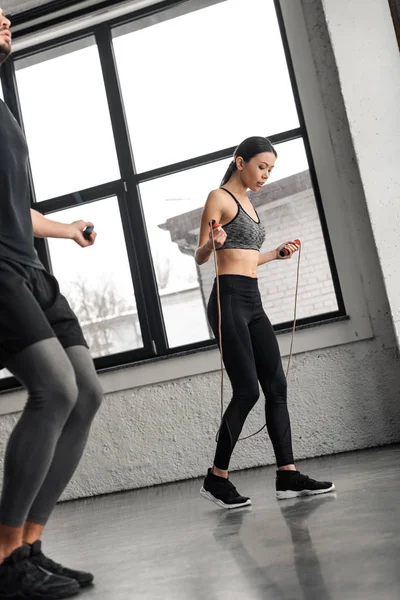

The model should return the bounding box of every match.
[319,0,400,348]
[2,0,50,14]
[0,0,399,502]
[299,0,400,345]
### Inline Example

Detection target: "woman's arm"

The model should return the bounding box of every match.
[257,249,278,266]
[195,190,227,265]
[257,242,299,266]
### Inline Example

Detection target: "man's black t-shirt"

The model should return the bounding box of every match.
[0,99,42,268]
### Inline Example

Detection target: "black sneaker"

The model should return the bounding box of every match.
[0,545,80,599]
[276,470,335,500]
[30,540,94,588]
[200,468,252,509]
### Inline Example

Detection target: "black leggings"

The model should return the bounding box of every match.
[207,275,294,470]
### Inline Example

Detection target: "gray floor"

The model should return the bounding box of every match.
[43,446,400,600]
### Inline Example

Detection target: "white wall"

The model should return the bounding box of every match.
[0,0,399,501]
[319,0,400,348]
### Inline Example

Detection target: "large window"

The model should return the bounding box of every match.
[139,162,228,347]
[113,0,299,172]
[47,197,143,357]
[15,39,120,201]
[0,0,345,390]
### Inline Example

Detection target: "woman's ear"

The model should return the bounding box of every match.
[236,156,244,171]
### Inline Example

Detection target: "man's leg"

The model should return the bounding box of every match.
[0,339,79,560]
[25,267,102,529]
[24,345,103,531]
[19,346,103,588]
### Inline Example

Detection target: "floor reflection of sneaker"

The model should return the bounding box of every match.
[0,545,80,599]
[200,469,252,509]
[276,470,335,500]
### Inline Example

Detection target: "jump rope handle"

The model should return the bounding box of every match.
[210,220,221,230]
[83,225,94,241]
[279,239,301,257]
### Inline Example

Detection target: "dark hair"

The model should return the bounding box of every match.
[220,136,277,187]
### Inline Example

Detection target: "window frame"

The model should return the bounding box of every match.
[388,0,400,49]
[0,0,346,393]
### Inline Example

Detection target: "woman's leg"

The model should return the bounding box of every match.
[249,308,335,500]
[249,310,294,468]
[201,282,258,509]
[208,290,260,472]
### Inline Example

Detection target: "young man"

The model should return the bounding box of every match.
[0,10,103,599]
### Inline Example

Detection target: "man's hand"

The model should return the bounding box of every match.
[31,210,97,245]
[69,220,97,248]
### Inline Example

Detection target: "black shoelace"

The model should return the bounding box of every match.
[222,480,240,499]
[35,553,64,573]
[12,558,50,584]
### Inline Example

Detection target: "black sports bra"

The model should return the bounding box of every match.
[216,188,266,252]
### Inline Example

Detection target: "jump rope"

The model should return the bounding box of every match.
[209,219,302,442]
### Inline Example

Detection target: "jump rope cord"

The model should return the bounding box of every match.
[211,229,225,439]
[209,220,302,442]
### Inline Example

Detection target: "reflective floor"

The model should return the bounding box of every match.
[44,446,400,599]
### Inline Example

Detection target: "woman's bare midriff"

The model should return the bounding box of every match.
[216,248,259,278]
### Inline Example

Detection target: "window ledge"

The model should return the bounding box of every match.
[0,313,372,416]
[276,314,349,335]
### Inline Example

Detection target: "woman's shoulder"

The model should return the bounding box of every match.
[206,187,230,203]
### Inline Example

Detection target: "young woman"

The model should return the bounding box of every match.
[195,136,334,509]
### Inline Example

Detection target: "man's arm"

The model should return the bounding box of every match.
[31,209,74,239]
[30,209,96,246]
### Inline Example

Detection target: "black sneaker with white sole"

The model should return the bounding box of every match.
[0,545,80,599]
[276,470,335,500]
[200,468,252,509]
[30,540,94,588]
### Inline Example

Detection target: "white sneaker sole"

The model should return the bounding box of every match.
[200,487,252,510]
[276,483,336,500]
